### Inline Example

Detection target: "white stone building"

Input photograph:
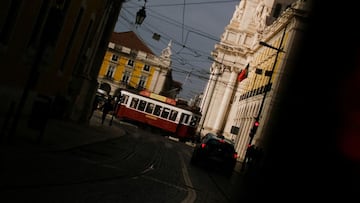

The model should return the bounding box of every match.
[198,0,311,160]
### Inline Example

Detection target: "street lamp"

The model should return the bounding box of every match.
[259,41,285,53]
[135,0,147,25]
[135,6,146,25]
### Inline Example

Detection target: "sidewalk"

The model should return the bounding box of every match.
[1,110,127,152]
[0,111,130,192]
[42,110,127,151]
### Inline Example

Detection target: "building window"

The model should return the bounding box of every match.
[138,75,146,88]
[143,64,150,72]
[106,64,116,79]
[42,0,70,47]
[111,54,119,61]
[273,3,282,18]
[75,19,93,74]
[60,6,83,71]
[27,0,50,48]
[122,71,131,84]
[127,59,134,67]
[0,0,23,45]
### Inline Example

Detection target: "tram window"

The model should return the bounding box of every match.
[121,95,129,104]
[169,110,178,121]
[130,98,139,108]
[138,100,147,111]
[153,105,162,116]
[161,107,170,119]
[190,116,199,127]
[145,102,154,113]
[181,113,190,124]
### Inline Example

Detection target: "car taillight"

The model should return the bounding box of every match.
[233,152,238,159]
[218,139,225,143]
[201,143,206,148]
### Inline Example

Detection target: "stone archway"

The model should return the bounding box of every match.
[99,82,111,95]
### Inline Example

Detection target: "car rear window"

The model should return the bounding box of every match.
[207,139,235,153]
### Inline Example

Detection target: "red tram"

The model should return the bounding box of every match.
[115,89,201,142]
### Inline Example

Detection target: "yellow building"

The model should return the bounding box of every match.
[97,31,175,99]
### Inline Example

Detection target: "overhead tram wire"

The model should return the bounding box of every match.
[117,11,212,84]
[181,0,186,44]
[129,23,216,68]
[122,0,223,41]
[118,9,291,99]
[117,1,250,94]
[146,7,221,43]
[123,1,239,9]
[125,1,223,46]
[118,0,237,59]
[117,10,290,89]
[117,24,277,91]
[118,5,223,65]
[119,7,215,63]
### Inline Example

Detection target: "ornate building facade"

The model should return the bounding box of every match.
[199,0,311,160]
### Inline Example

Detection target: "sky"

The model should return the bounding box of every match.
[114,0,240,100]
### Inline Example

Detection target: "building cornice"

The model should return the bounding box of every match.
[108,43,170,69]
[262,0,310,39]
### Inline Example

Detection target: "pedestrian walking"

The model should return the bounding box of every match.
[241,144,256,172]
[101,97,115,125]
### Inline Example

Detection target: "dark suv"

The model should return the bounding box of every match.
[190,133,238,175]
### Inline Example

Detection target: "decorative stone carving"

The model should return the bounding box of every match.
[233,0,247,20]
[254,0,270,31]
[161,40,172,59]
[252,32,260,48]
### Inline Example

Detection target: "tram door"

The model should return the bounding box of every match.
[177,113,191,140]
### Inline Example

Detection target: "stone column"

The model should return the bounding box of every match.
[213,70,238,132]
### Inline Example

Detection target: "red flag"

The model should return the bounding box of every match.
[237,64,249,82]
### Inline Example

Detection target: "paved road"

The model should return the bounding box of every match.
[0,111,248,202]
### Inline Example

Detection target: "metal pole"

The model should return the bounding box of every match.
[242,27,286,171]
[249,24,287,145]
